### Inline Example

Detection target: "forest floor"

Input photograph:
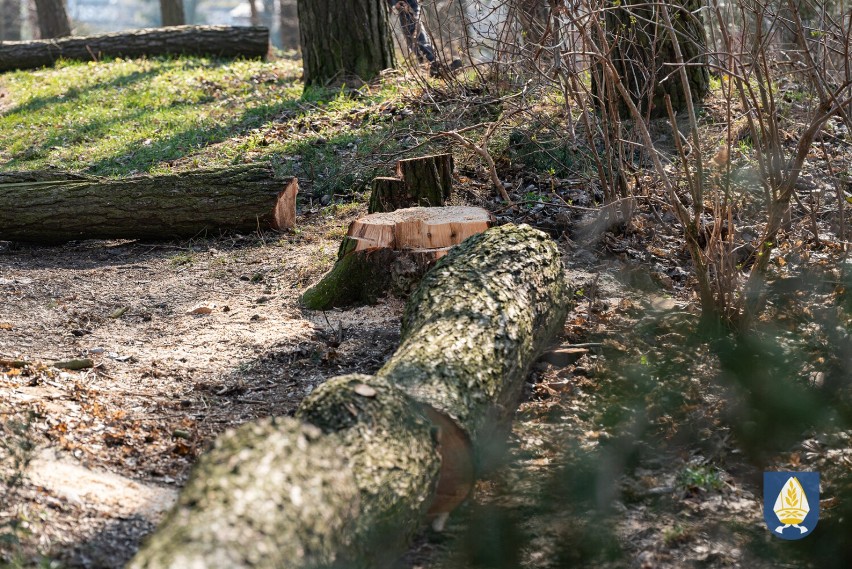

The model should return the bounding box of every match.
[2,54,851,568]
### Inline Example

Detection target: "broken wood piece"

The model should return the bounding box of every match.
[129,224,570,569]
[539,348,589,367]
[368,154,454,213]
[52,358,94,370]
[576,196,637,243]
[272,177,299,231]
[300,206,492,310]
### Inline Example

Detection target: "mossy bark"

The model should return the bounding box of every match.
[130,374,439,569]
[131,224,569,569]
[378,224,570,471]
[0,165,284,243]
[0,25,268,72]
[597,0,709,118]
[297,0,394,86]
[300,237,442,310]
[369,154,454,214]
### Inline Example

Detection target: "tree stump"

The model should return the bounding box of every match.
[300,206,491,310]
[368,154,454,213]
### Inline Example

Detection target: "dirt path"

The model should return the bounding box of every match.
[0,207,407,567]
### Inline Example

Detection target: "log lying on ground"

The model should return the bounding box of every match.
[300,206,492,309]
[130,224,570,569]
[0,26,269,73]
[368,154,454,213]
[130,375,439,569]
[0,167,295,243]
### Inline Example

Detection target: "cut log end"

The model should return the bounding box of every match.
[272,177,299,231]
[422,407,475,518]
[348,206,492,251]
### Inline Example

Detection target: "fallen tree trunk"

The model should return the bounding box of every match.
[0,25,269,73]
[300,206,492,309]
[130,224,570,569]
[0,166,294,243]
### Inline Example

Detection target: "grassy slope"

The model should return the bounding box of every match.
[0,55,418,197]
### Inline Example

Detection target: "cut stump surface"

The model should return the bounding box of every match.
[300,206,492,310]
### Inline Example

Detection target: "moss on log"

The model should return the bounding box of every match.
[131,224,569,568]
[379,224,570,476]
[0,166,288,243]
[130,375,438,569]
[0,25,269,73]
[300,236,443,310]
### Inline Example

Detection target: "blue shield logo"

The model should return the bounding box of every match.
[763,471,819,539]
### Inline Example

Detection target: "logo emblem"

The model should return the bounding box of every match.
[763,472,819,539]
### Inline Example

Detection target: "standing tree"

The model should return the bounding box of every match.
[247,0,260,26]
[33,0,70,38]
[278,0,298,50]
[1,0,22,41]
[296,0,394,86]
[600,0,709,118]
[160,0,185,26]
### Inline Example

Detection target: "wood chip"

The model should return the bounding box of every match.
[353,383,377,397]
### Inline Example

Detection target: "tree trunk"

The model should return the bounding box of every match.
[0,166,293,243]
[278,0,298,50]
[0,25,269,72]
[599,0,709,118]
[159,0,185,26]
[296,0,394,86]
[1,0,22,41]
[369,154,454,213]
[247,0,259,27]
[129,224,569,569]
[33,0,69,38]
[301,206,492,309]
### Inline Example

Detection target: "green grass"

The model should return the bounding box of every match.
[0,56,307,175]
[0,54,502,198]
[0,55,416,192]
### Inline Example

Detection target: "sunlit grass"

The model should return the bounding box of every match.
[0,56,309,176]
[0,54,482,199]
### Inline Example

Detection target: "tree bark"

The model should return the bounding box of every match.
[301,206,492,309]
[159,0,185,27]
[297,0,394,86]
[247,0,259,27]
[1,0,22,41]
[33,0,69,38]
[369,154,454,213]
[0,25,269,72]
[0,166,292,243]
[598,0,709,118]
[130,224,569,568]
[278,0,299,50]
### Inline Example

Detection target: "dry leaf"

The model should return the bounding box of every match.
[189,306,214,315]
